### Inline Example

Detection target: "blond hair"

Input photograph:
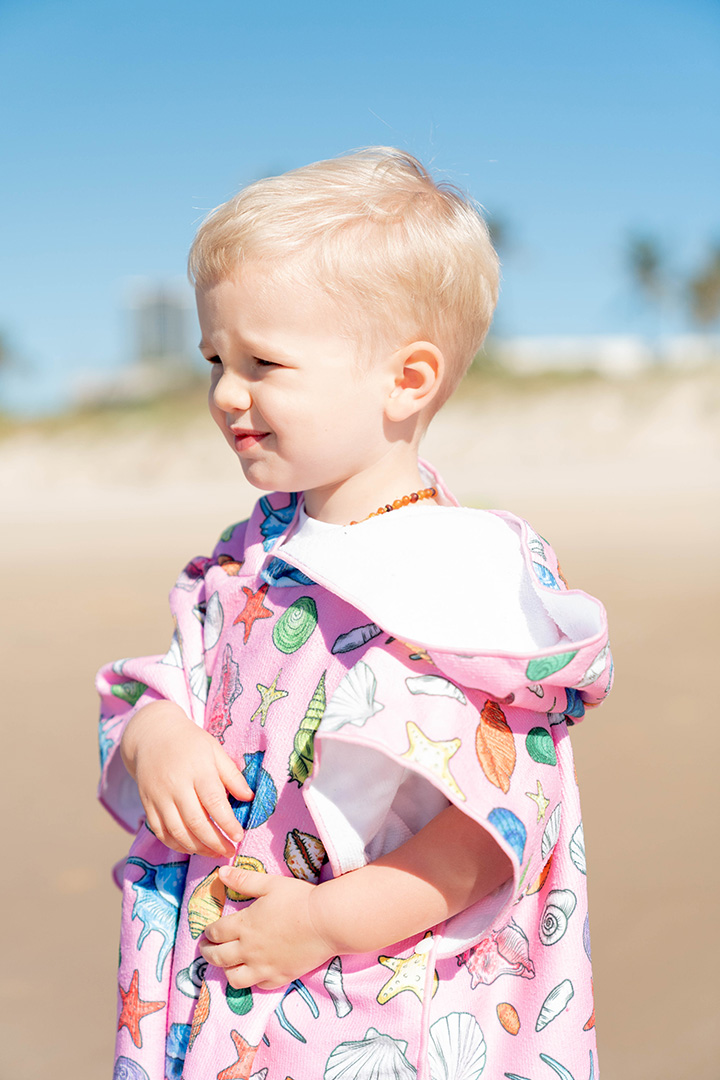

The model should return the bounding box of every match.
[189,147,499,407]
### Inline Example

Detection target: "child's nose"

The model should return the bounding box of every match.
[212,370,252,414]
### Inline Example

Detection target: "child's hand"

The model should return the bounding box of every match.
[120,701,252,858]
[199,867,335,990]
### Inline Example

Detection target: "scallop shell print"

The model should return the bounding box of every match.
[541,803,562,861]
[569,822,587,874]
[406,675,468,704]
[272,596,318,654]
[202,591,224,650]
[324,1027,417,1080]
[539,889,577,945]
[536,979,574,1031]
[321,661,384,731]
[427,1011,487,1080]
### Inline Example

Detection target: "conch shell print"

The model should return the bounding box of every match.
[457,920,535,988]
[206,643,242,743]
[539,889,577,945]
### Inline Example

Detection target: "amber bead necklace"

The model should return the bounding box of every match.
[349,486,437,526]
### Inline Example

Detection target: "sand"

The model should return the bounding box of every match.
[1,369,718,1078]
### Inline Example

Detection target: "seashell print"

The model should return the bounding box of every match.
[250,1071,268,1080]
[112,658,129,676]
[189,660,210,704]
[230,751,278,830]
[583,912,592,962]
[126,856,189,981]
[113,1057,150,1080]
[216,553,242,575]
[261,556,316,588]
[528,537,546,560]
[427,1011,487,1080]
[563,687,585,719]
[219,521,241,543]
[175,956,208,998]
[457,919,535,988]
[496,1002,520,1036]
[159,632,183,667]
[527,682,545,698]
[475,700,516,794]
[541,803,562,862]
[206,643,242,743]
[111,680,148,706]
[533,561,560,590]
[259,492,299,549]
[538,1051,589,1080]
[288,672,326,786]
[525,853,553,896]
[226,855,266,902]
[526,727,557,766]
[225,984,253,1016]
[574,644,610,689]
[487,808,527,862]
[539,889,577,945]
[321,661,384,731]
[284,829,328,884]
[187,868,225,939]
[202,592,224,650]
[324,956,352,1018]
[406,675,468,705]
[332,622,382,654]
[272,596,318,654]
[165,1022,190,1080]
[187,979,210,1050]
[536,979,574,1031]
[324,1026,416,1080]
[525,651,578,682]
[584,984,596,1032]
[569,823,587,875]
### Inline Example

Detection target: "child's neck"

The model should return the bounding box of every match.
[303,450,432,525]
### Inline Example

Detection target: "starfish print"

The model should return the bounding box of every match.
[117,969,165,1048]
[249,669,288,726]
[217,1029,259,1080]
[525,779,550,822]
[377,932,439,1004]
[233,583,274,645]
[401,721,465,801]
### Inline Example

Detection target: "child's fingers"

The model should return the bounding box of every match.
[164,797,236,858]
[216,755,253,802]
[196,776,245,843]
[218,866,272,897]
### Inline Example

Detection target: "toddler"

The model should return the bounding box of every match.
[97,148,612,1080]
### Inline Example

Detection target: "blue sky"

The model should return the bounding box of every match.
[1,0,718,413]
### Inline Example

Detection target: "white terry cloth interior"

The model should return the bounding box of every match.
[306,735,514,956]
[278,503,602,655]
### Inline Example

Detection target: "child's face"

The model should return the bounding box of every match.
[196,265,400,518]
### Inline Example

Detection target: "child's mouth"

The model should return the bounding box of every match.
[232,430,269,452]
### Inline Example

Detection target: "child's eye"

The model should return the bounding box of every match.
[254,357,278,368]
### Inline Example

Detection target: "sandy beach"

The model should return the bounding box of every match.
[2,368,718,1079]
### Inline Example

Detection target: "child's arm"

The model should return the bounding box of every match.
[199,804,512,989]
[121,700,252,858]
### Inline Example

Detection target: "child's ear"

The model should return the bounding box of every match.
[385,341,444,422]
